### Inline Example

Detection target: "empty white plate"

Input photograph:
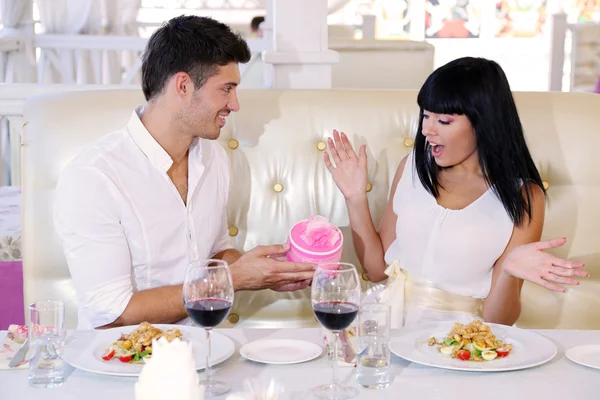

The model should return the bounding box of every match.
[566,345,600,370]
[240,339,323,365]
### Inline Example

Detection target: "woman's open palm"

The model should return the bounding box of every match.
[324,130,368,201]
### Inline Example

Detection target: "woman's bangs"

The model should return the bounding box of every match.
[417,74,467,116]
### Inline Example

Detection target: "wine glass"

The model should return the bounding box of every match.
[183,259,234,397]
[311,262,361,399]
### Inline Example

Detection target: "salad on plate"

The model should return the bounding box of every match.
[100,321,183,364]
[428,319,512,362]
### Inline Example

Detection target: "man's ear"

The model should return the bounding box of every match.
[173,72,193,98]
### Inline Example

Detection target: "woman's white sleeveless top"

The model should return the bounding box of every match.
[383,151,514,325]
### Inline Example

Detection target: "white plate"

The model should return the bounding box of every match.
[566,345,600,370]
[240,339,322,365]
[389,321,557,372]
[62,324,235,377]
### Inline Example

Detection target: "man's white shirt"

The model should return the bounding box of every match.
[54,106,232,329]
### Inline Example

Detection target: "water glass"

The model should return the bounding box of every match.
[28,300,67,388]
[356,303,391,389]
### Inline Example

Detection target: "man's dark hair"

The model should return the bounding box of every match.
[251,16,265,31]
[141,15,251,101]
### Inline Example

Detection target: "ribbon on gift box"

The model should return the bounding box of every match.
[299,215,341,248]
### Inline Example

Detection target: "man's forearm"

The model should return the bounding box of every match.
[99,285,187,329]
[213,248,242,265]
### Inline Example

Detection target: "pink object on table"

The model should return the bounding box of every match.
[0,261,24,330]
[0,325,29,370]
[595,75,600,94]
[6,325,27,343]
[0,187,23,331]
[287,216,343,264]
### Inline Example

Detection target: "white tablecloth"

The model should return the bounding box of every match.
[2,328,599,399]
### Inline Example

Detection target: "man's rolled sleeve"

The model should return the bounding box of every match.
[54,165,133,329]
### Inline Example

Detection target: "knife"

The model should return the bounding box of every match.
[8,338,29,368]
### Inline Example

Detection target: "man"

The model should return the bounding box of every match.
[250,16,264,37]
[54,15,315,330]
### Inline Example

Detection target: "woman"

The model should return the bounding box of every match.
[325,57,588,327]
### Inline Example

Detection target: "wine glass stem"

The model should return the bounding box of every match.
[331,331,340,388]
[205,328,212,383]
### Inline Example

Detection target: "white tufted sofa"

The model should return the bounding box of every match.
[21,89,600,330]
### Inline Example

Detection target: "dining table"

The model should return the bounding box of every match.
[1,327,599,399]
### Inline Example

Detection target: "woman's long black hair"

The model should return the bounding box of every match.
[413,57,544,227]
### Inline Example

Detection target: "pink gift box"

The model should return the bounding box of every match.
[286,216,343,264]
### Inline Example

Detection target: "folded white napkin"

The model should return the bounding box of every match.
[226,378,285,400]
[135,338,204,400]
[376,260,406,328]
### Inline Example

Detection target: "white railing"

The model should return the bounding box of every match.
[34,34,266,84]
[0,37,21,52]
[549,12,600,92]
[0,13,376,85]
[0,32,269,85]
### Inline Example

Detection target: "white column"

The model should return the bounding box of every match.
[1,0,37,83]
[549,12,568,91]
[260,0,274,88]
[409,0,426,41]
[361,15,376,40]
[262,0,339,89]
[7,116,23,186]
[18,0,37,83]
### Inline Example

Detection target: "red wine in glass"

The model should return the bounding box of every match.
[184,299,232,328]
[313,301,359,331]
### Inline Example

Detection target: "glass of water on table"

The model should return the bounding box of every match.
[28,300,68,388]
[356,303,391,389]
